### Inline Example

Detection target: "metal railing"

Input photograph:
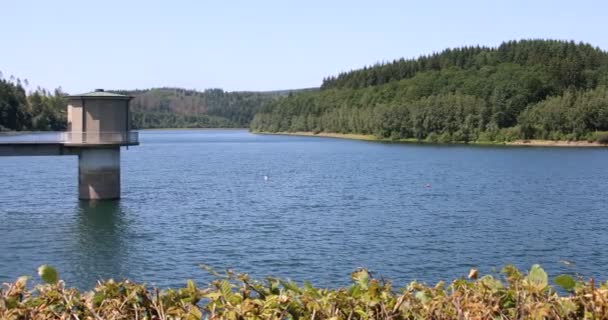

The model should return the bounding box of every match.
[61,131,139,145]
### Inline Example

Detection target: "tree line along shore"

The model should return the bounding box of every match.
[2,39,608,145]
[254,131,608,147]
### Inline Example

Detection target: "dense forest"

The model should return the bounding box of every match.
[251,40,608,143]
[3,39,608,142]
[0,79,297,131]
[117,88,293,128]
[0,76,67,131]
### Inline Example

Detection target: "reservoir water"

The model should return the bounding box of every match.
[1,129,607,289]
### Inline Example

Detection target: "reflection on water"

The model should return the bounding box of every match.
[72,200,129,286]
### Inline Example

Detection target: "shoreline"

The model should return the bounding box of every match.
[3,129,605,147]
[507,139,606,147]
[139,127,248,131]
[0,127,249,134]
[254,131,608,148]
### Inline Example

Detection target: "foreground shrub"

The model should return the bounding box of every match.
[1,264,607,319]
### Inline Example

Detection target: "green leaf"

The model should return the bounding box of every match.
[559,299,578,315]
[349,285,362,297]
[199,264,222,278]
[204,291,222,301]
[4,297,18,309]
[480,275,503,290]
[554,274,576,291]
[220,280,232,299]
[187,305,203,320]
[527,264,548,290]
[351,269,370,289]
[279,279,302,294]
[415,291,430,304]
[501,265,522,281]
[303,281,315,291]
[92,293,106,306]
[355,309,369,319]
[187,279,197,292]
[37,265,58,284]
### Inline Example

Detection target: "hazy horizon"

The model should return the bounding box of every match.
[2,0,607,94]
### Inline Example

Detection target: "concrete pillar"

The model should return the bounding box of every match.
[78,148,121,200]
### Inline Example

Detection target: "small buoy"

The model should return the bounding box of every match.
[263,175,269,181]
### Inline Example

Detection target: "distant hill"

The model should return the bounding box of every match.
[253,87,319,96]
[321,40,608,91]
[252,39,608,142]
[116,87,317,129]
[0,82,316,131]
[3,39,608,140]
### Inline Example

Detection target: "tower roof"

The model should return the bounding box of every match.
[68,89,132,100]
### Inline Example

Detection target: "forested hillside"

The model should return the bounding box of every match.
[251,40,608,142]
[0,80,297,131]
[3,39,608,140]
[117,88,290,128]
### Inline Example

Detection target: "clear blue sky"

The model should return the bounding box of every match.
[2,0,607,93]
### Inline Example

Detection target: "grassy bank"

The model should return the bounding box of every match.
[254,131,608,147]
[1,264,607,319]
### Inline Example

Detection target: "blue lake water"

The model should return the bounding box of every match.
[1,129,607,289]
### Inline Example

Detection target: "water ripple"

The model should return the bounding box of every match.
[1,130,608,289]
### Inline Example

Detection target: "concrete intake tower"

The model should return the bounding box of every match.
[0,89,139,200]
